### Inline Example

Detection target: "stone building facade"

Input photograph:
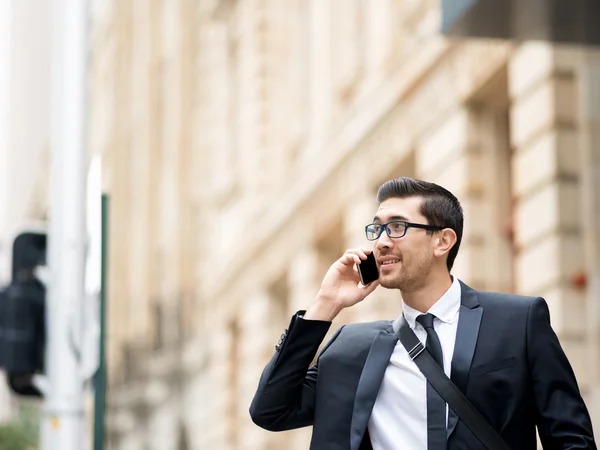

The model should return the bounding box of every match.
[90,1,600,449]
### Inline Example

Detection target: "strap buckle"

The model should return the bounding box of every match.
[408,342,425,360]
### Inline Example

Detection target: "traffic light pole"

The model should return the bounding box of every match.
[93,195,109,450]
[42,0,89,448]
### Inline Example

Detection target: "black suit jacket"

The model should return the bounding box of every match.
[250,282,596,449]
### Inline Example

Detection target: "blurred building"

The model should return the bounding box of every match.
[91,1,600,449]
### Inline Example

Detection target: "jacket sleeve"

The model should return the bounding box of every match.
[249,311,343,432]
[527,297,597,449]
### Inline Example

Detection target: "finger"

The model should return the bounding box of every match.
[340,253,362,266]
[344,248,370,260]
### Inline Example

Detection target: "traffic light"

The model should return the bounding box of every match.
[0,232,47,397]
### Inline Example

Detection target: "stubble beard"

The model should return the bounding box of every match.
[380,257,433,293]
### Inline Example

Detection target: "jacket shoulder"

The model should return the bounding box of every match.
[342,320,392,333]
[326,320,392,346]
[475,290,541,311]
[319,320,392,362]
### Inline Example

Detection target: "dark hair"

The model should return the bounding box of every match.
[376,177,464,271]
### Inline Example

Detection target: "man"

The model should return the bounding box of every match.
[249,177,596,449]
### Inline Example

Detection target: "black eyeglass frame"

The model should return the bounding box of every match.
[364,220,445,241]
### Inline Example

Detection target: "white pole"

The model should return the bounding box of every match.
[42,0,89,448]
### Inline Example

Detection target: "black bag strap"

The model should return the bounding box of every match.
[395,315,510,450]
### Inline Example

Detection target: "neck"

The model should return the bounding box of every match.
[401,271,453,313]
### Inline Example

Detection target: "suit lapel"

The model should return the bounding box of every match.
[350,325,397,450]
[447,281,483,437]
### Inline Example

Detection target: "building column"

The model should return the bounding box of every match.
[508,43,588,391]
[288,248,321,314]
[106,0,134,385]
[576,48,600,428]
[181,361,210,450]
[204,315,236,450]
[236,0,265,201]
[157,0,184,343]
[465,104,514,293]
[306,0,332,155]
[416,101,513,293]
[177,0,198,340]
[200,287,297,450]
[235,288,274,449]
[362,0,391,94]
[286,249,321,449]
[148,397,179,450]
[127,0,154,346]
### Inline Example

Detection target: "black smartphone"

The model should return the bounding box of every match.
[358,252,379,285]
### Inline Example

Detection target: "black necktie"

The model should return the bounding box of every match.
[416,313,447,449]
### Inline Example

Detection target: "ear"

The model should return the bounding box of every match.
[433,228,457,259]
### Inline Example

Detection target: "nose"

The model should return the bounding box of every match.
[375,226,393,250]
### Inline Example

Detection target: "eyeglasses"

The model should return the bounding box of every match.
[364,220,444,241]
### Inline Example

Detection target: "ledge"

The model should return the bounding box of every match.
[442,0,600,46]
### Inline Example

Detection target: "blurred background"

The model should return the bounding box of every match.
[1,0,600,449]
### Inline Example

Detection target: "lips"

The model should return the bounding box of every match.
[381,259,400,265]
[379,257,401,269]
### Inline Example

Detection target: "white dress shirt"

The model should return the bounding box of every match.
[368,277,462,450]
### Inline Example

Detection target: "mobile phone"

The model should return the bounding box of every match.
[358,252,379,285]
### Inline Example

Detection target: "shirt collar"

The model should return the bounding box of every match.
[401,277,462,329]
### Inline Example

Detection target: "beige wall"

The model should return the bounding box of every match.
[91,1,600,448]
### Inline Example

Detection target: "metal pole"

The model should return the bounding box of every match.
[93,195,109,450]
[42,0,89,448]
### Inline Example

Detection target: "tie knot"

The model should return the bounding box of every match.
[416,313,436,329]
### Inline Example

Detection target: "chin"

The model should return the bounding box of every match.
[379,275,402,290]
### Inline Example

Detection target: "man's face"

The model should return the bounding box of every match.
[371,196,436,292]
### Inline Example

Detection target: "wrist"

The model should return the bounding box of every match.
[303,295,343,322]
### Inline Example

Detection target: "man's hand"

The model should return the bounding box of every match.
[303,249,379,321]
